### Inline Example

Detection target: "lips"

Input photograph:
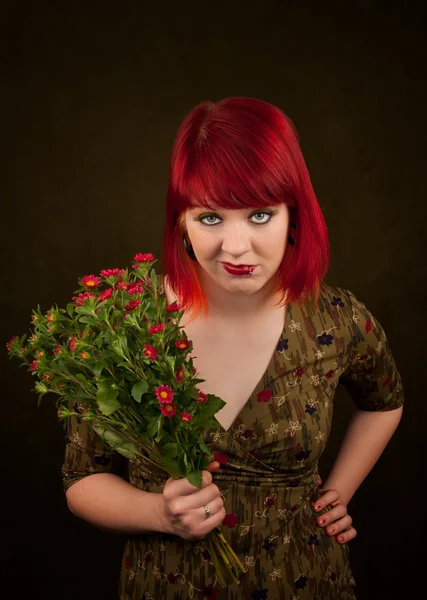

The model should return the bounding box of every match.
[222,262,255,268]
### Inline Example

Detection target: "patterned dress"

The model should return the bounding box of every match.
[62,275,404,600]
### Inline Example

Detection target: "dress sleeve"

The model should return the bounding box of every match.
[338,288,405,412]
[61,403,127,492]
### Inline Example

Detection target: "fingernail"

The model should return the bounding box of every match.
[339,536,344,543]
[329,527,335,534]
[318,518,325,526]
[315,503,322,511]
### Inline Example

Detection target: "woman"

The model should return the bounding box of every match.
[63,97,404,599]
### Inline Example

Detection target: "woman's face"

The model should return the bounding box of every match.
[184,202,290,296]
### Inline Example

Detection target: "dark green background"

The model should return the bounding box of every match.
[2,2,425,598]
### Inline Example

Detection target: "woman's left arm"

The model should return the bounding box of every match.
[321,406,403,507]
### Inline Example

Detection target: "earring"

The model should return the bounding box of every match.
[288,222,297,246]
[183,233,198,261]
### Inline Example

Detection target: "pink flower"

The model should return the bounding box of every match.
[159,402,177,418]
[175,338,191,351]
[100,268,125,277]
[156,384,174,404]
[143,344,157,360]
[195,391,208,404]
[6,336,17,351]
[133,253,155,263]
[30,359,38,371]
[81,275,101,289]
[124,299,140,311]
[148,323,165,334]
[180,411,192,423]
[99,288,113,301]
[175,367,185,383]
[166,302,181,313]
[72,291,97,306]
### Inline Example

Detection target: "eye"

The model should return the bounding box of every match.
[198,211,273,226]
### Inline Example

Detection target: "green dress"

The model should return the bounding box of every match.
[62,275,404,599]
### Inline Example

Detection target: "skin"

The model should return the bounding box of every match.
[184,203,357,545]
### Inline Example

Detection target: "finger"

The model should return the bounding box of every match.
[194,495,224,521]
[312,489,340,511]
[324,514,353,537]
[207,461,220,472]
[316,503,348,528]
[317,474,322,487]
[180,482,222,511]
[335,526,358,544]
[194,505,227,539]
[166,470,213,497]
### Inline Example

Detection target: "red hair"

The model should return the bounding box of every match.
[162,97,330,323]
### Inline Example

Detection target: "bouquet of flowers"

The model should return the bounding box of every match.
[6,252,245,587]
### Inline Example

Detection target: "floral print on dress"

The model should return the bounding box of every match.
[62,275,404,599]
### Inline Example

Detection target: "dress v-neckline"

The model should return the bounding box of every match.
[216,299,295,434]
[157,272,297,435]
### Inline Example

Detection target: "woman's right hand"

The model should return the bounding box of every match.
[160,461,225,541]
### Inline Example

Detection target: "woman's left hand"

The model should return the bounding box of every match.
[314,475,358,544]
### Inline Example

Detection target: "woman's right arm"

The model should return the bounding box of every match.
[63,409,172,535]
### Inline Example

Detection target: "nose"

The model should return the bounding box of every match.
[221,224,252,258]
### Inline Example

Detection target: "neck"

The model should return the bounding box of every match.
[196,265,282,321]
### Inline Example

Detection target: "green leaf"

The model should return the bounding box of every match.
[91,425,139,459]
[131,380,149,403]
[161,442,179,457]
[96,384,121,416]
[150,269,158,290]
[198,438,212,457]
[93,363,103,379]
[147,418,158,438]
[186,469,202,489]
[162,455,185,478]
[66,303,75,318]
[75,373,87,382]
[78,316,96,325]
[192,416,223,429]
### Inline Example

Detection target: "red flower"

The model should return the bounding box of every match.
[167,572,177,584]
[6,336,18,351]
[143,344,158,360]
[99,288,113,301]
[128,284,144,295]
[166,301,181,313]
[134,253,155,263]
[148,323,165,334]
[199,583,220,599]
[72,291,97,306]
[241,428,255,439]
[213,452,229,465]
[124,299,140,311]
[257,389,273,403]
[43,374,50,381]
[222,512,239,528]
[81,275,101,289]
[175,338,191,351]
[294,367,305,378]
[383,375,392,388]
[69,337,76,352]
[195,391,208,404]
[176,367,185,383]
[365,319,372,333]
[160,402,177,418]
[325,369,335,379]
[264,495,276,508]
[117,281,129,291]
[100,268,125,277]
[80,351,89,359]
[144,550,154,563]
[181,411,193,423]
[156,384,174,404]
